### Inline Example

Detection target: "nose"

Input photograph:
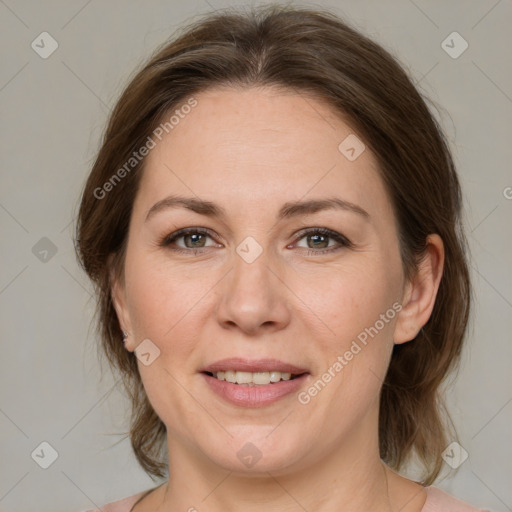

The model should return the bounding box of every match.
[214,248,291,336]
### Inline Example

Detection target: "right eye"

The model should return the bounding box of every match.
[159,227,221,254]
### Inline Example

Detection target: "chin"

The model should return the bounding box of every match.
[197,428,308,475]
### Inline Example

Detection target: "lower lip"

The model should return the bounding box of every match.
[202,373,309,407]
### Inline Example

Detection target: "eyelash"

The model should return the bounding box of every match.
[159,227,352,256]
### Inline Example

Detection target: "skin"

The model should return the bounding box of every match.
[111,86,444,512]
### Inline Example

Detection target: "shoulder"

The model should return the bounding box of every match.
[78,489,149,512]
[422,486,490,512]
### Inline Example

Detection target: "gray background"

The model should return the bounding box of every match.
[0,1,511,511]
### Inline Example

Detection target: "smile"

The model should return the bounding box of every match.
[205,370,302,385]
[201,371,309,407]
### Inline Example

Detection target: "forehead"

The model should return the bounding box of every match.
[134,86,391,221]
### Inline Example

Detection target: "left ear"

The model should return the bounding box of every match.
[393,234,445,344]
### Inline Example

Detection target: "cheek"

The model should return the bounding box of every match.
[123,255,210,427]
[124,251,217,364]
[125,249,188,331]
[305,256,402,419]
[299,262,399,432]
[313,258,400,345]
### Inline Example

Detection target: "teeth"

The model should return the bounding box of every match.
[224,371,236,383]
[236,371,253,384]
[270,371,282,382]
[212,370,294,385]
[253,372,272,385]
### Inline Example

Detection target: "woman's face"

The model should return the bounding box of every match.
[112,86,412,474]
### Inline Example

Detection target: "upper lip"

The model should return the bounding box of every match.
[202,358,308,374]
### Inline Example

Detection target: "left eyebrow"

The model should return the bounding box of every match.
[277,197,370,220]
[145,195,370,223]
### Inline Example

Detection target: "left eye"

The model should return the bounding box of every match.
[292,228,351,253]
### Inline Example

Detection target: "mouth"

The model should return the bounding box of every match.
[203,370,305,386]
[200,358,310,407]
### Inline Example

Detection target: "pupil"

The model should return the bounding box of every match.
[186,233,205,248]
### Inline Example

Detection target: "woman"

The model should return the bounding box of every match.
[74,4,489,511]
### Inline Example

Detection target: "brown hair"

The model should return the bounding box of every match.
[74,4,471,485]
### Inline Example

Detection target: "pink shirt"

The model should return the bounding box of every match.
[81,486,490,511]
